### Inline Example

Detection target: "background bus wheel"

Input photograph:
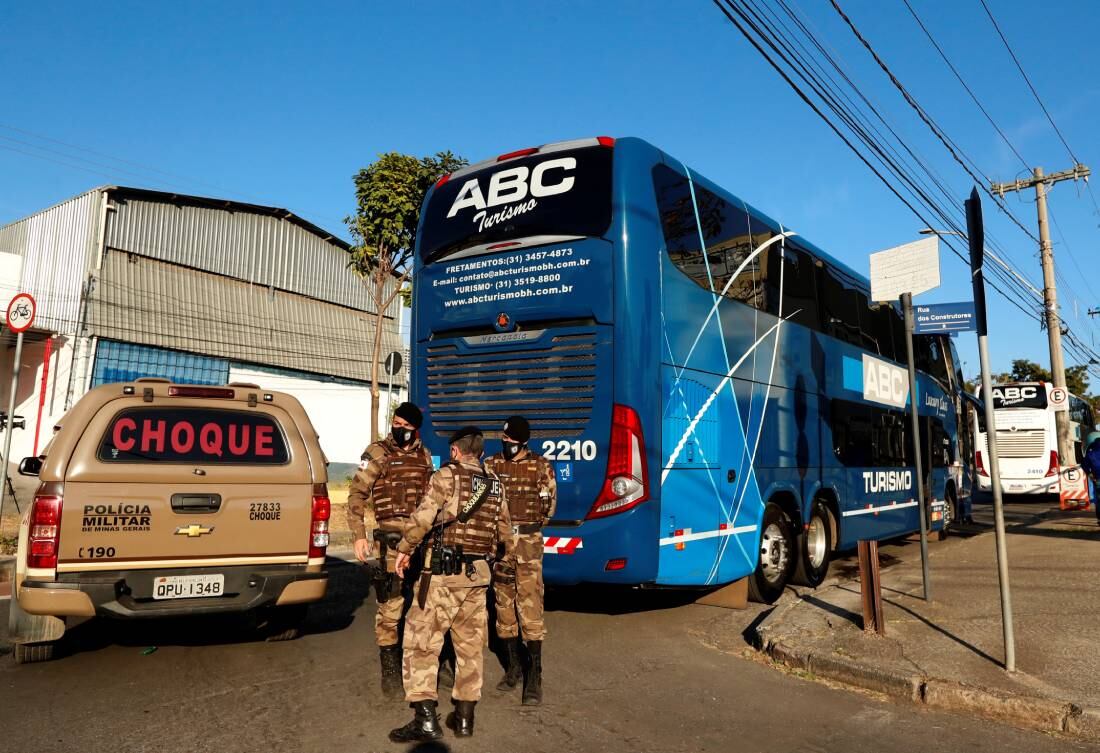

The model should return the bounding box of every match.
[936,488,957,541]
[748,503,796,604]
[792,500,832,588]
[13,641,57,664]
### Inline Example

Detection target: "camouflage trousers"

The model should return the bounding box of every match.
[402,580,488,702]
[375,545,408,647]
[494,532,545,641]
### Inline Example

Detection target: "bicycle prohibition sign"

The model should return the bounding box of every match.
[7,292,36,333]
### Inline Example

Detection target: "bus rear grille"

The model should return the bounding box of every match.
[994,430,1047,458]
[426,331,598,438]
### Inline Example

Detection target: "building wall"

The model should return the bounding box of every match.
[88,252,401,383]
[0,189,100,333]
[228,363,403,466]
[106,193,399,319]
[0,335,75,473]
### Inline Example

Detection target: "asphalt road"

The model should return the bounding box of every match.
[1,494,1091,753]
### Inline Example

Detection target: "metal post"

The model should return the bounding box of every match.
[858,540,886,635]
[1033,168,1074,467]
[967,187,1016,672]
[901,292,931,601]
[0,331,25,526]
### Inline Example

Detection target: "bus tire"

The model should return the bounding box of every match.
[936,486,958,541]
[791,500,832,588]
[748,503,796,604]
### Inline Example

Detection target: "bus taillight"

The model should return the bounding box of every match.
[586,405,648,520]
[975,451,989,477]
[1045,451,1059,478]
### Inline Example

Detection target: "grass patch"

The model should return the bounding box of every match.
[0,535,16,556]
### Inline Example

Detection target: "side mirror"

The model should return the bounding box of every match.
[18,456,42,476]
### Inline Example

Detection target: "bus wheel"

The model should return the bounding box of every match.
[792,501,832,588]
[748,503,796,604]
[936,487,957,541]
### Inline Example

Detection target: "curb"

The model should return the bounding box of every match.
[756,617,1097,741]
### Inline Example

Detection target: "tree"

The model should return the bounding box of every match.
[990,357,1091,397]
[346,150,467,441]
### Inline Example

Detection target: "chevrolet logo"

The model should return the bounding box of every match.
[175,524,215,538]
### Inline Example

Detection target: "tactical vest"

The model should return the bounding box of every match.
[486,455,546,525]
[373,441,432,521]
[441,464,504,556]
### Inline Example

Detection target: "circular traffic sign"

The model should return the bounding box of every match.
[6,293,35,333]
[1050,387,1068,409]
[384,350,403,376]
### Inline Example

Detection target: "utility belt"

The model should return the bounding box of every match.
[512,523,542,535]
[429,544,488,577]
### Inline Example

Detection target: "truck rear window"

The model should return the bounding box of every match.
[98,407,290,464]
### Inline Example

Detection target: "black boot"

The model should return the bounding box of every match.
[379,645,403,701]
[445,700,476,737]
[522,640,542,706]
[388,700,443,743]
[496,637,523,691]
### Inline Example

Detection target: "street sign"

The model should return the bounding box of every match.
[869,237,940,302]
[913,301,976,335]
[384,351,403,376]
[6,292,35,333]
[1059,465,1090,511]
[1049,387,1068,411]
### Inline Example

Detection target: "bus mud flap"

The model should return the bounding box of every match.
[6,591,65,644]
[694,577,748,610]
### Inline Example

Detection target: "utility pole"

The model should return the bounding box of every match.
[991,164,1090,468]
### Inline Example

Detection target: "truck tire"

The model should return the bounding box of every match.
[260,605,308,642]
[791,500,832,588]
[13,641,56,664]
[748,503,796,604]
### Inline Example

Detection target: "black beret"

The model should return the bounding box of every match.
[502,415,530,443]
[450,425,483,444]
[394,402,423,429]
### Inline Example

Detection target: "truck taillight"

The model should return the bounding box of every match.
[975,451,989,478]
[1045,451,1060,478]
[28,494,63,570]
[309,493,331,559]
[586,405,648,520]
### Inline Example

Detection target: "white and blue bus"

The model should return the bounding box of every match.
[410,136,969,602]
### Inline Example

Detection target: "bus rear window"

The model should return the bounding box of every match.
[419,145,613,263]
[989,385,1047,410]
[98,407,289,464]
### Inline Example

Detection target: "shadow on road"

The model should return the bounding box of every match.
[545,584,704,616]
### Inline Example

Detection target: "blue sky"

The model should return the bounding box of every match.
[2,1,1098,382]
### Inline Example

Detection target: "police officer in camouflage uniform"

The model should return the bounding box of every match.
[346,402,433,700]
[388,426,515,743]
[485,415,556,705]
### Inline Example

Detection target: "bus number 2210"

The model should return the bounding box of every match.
[541,440,597,461]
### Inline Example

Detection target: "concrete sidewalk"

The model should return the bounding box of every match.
[755,504,1100,741]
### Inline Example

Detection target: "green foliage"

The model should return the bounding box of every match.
[992,357,1091,398]
[345,150,467,293]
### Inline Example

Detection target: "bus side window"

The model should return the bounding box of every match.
[819,269,863,347]
[781,245,821,331]
[867,303,898,363]
[653,165,710,289]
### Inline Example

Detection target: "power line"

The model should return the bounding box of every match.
[899,0,1029,170]
[976,0,1079,165]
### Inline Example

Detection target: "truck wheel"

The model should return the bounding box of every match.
[260,605,308,642]
[791,500,833,588]
[748,503,796,604]
[13,641,57,664]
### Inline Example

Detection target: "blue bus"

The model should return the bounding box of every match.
[411,136,971,602]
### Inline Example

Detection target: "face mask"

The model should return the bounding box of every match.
[502,442,525,461]
[391,427,416,448]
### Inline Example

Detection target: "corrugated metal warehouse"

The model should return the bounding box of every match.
[0,186,404,466]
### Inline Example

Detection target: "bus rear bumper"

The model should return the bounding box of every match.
[542,509,658,585]
[977,476,1059,495]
